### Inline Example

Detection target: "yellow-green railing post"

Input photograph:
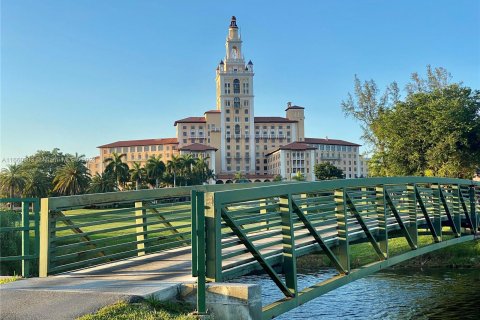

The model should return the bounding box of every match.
[135,201,147,256]
[205,192,222,281]
[39,198,51,277]
[470,186,478,233]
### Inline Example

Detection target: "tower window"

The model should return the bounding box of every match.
[234,97,240,108]
[235,124,240,134]
[233,79,240,94]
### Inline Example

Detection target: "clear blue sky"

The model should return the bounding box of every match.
[2,0,479,164]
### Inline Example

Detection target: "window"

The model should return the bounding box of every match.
[183,139,187,143]
[233,79,240,94]
[183,126,187,129]
[226,109,230,114]
[183,132,187,136]
[137,146,142,152]
[226,117,230,122]
[234,116,240,123]
[245,117,249,122]
[234,97,240,108]
[224,82,230,94]
[225,100,231,107]
[151,146,157,151]
[130,147,135,152]
[235,124,240,134]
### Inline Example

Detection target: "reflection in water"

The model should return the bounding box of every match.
[238,269,480,319]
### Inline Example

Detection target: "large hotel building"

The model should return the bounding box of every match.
[89,17,368,183]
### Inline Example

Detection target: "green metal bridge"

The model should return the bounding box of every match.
[1,177,479,319]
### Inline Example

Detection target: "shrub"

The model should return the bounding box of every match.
[0,210,22,276]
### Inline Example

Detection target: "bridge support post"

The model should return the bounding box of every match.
[135,201,147,256]
[470,186,478,234]
[191,191,198,277]
[453,185,462,236]
[407,184,418,247]
[279,194,298,297]
[21,201,30,277]
[334,188,350,273]
[376,186,388,257]
[432,184,443,241]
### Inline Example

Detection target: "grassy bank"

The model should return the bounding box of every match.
[298,231,480,272]
[77,298,196,320]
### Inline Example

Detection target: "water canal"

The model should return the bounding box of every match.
[240,268,480,319]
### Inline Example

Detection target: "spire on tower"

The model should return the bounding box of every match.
[230,16,238,28]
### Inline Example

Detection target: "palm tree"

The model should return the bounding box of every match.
[192,156,214,185]
[181,154,198,185]
[129,162,145,190]
[53,154,91,195]
[88,172,115,193]
[23,169,50,198]
[146,156,165,188]
[103,152,130,190]
[166,155,184,188]
[0,164,26,199]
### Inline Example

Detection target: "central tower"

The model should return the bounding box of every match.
[216,16,255,174]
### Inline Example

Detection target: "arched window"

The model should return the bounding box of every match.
[235,124,240,135]
[233,79,240,94]
[234,97,240,108]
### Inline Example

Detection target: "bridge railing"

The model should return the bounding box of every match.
[193,177,479,318]
[38,182,282,277]
[0,198,40,277]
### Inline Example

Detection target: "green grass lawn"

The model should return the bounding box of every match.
[77,298,195,320]
[297,227,480,271]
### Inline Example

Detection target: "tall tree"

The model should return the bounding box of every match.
[166,155,184,188]
[23,169,50,198]
[374,84,480,178]
[53,154,91,195]
[314,162,344,180]
[146,156,165,188]
[0,164,26,198]
[103,152,130,190]
[88,172,115,194]
[129,162,146,190]
[192,156,214,185]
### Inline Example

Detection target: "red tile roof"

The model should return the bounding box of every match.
[179,143,218,151]
[265,142,316,156]
[98,138,178,148]
[204,110,221,114]
[254,117,297,123]
[174,117,206,126]
[304,138,361,147]
[285,105,305,111]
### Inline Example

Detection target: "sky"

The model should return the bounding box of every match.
[1,0,479,165]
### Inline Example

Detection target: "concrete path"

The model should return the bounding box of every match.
[0,246,196,320]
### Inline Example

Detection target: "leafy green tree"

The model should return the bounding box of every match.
[374,84,480,178]
[146,156,165,188]
[88,172,115,194]
[292,171,305,181]
[314,162,344,180]
[342,66,479,178]
[129,162,146,190]
[273,175,282,182]
[104,152,129,190]
[0,164,26,198]
[53,154,91,195]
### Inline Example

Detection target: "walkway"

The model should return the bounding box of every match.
[0,246,195,320]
